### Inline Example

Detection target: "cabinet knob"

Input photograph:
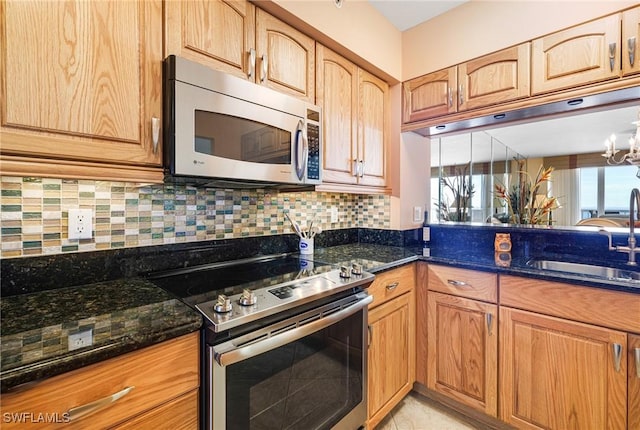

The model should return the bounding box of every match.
[608,42,617,72]
[628,37,636,68]
[612,343,623,372]
[248,48,256,79]
[67,386,135,421]
[151,117,160,154]
[260,54,268,83]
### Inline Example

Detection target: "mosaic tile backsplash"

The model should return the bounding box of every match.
[0,177,391,258]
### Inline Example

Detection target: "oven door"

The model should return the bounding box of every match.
[206,292,372,430]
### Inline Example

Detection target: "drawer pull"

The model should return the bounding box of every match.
[67,386,134,421]
[386,282,399,291]
[612,343,622,373]
[635,347,640,379]
[447,279,469,287]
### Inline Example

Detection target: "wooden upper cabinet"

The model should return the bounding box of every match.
[358,69,388,187]
[500,307,627,430]
[316,45,388,190]
[0,0,163,181]
[531,14,621,95]
[255,8,315,102]
[403,67,457,123]
[164,0,256,80]
[316,45,359,185]
[623,6,640,76]
[629,334,640,430]
[458,43,530,111]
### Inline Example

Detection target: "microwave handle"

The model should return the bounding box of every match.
[294,120,308,181]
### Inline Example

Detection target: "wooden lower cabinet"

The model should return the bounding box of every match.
[629,334,640,430]
[0,333,199,429]
[367,264,415,429]
[426,291,497,417]
[499,307,627,429]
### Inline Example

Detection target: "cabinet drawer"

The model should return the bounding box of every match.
[500,275,640,333]
[113,389,198,430]
[368,264,415,308]
[0,333,199,430]
[428,265,497,303]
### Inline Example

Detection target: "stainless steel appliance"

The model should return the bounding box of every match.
[148,255,374,430]
[163,55,322,188]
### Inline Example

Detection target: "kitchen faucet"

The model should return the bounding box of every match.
[599,188,640,265]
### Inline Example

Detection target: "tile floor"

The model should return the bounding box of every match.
[375,392,482,430]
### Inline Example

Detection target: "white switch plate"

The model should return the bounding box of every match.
[68,329,93,351]
[68,208,93,239]
[330,206,339,223]
[413,206,423,223]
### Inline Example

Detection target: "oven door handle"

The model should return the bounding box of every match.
[213,294,373,366]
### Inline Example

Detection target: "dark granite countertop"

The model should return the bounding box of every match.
[0,278,202,392]
[307,243,640,295]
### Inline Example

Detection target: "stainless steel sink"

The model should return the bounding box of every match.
[527,259,640,282]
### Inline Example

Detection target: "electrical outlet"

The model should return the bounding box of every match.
[68,208,93,239]
[330,206,339,223]
[413,206,423,223]
[68,329,93,351]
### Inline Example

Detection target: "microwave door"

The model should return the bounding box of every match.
[294,120,308,181]
[172,81,303,184]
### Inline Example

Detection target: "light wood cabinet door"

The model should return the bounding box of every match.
[415,262,429,386]
[623,6,640,76]
[316,45,359,185]
[164,0,256,81]
[531,14,621,95]
[358,69,388,187]
[368,291,415,429]
[629,334,640,430]
[402,67,457,123]
[458,43,530,111]
[427,291,497,417]
[499,307,627,430]
[1,0,163,181]
[255,8,315,103]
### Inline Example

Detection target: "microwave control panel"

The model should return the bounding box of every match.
[307,123,320,181]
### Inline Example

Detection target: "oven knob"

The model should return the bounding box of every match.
[351,263,363,275]
[239,288,257,306]
[213,294,233,313]
[339,266,351,279]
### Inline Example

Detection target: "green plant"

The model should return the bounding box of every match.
[495,161,558,225]
[437,164,474,222]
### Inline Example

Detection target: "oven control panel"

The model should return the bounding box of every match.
[196,269,374,333]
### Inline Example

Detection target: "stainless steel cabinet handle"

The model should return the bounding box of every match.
[359,160,365,177]
[386,282,399,291]
[609,42,617,72]
[67,386,134,421]
[368,325,372,348]
[447,87,453,107]
[151,117,160,154]
[612,343,623,372]
[635,347,640,378]
[447,279,469,287]
[458,84,464,106]
[486,313,493,336]
[352,159,359,177]
[260,54,268,83]
[628,37,636,68]
[248,48,256,79]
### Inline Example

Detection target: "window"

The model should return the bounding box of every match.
[579,165,637,218]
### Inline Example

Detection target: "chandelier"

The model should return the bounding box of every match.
[602,108,640,165]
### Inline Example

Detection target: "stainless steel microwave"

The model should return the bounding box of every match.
[163,55,322,187]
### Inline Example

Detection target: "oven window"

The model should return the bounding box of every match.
[194,110,292,164]
[225,311,364,430]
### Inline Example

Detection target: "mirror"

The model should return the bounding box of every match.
[430,102,640,228]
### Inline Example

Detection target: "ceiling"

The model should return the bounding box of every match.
[368,0,468,31]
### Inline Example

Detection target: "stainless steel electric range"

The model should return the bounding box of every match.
[148,254,375,430]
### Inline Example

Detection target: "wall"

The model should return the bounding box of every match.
[0,176,390,258]
[402,0,638,80]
